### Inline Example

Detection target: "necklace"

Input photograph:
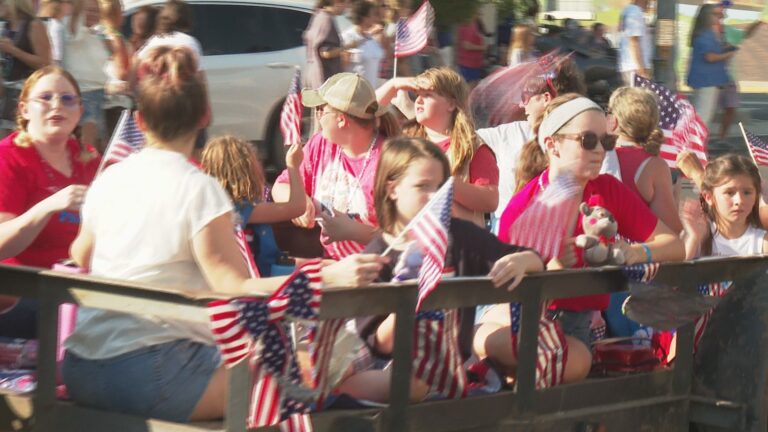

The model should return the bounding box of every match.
[330,131,377,213]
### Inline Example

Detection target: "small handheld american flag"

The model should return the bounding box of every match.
[413,308,467,399]
[508,303,568,389]
[394,1,435,58]
[633,75,708,168]
[400,178,453,311]
[96,109,145,175]
[507,173,582,263]
[280,67,303,147]
[739,123,768,166]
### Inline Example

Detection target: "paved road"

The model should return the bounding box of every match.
[706,93,768,159]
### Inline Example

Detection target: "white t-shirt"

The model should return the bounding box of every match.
[341,27,384,87]
[618,4,652,73]
[137,31,204,69]
[64,148,234,360]
[712,224,767,257]
[43,18,65,65]
[476,121,532,229]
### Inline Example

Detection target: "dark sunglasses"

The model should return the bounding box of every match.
[554,131,617,151]
[30,92,80,108]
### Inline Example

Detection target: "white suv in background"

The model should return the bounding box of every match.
[123,0,320,171]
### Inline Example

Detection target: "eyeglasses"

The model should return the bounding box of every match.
[554,131,617,151]
[30,92,80,108]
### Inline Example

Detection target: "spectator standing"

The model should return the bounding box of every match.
[618,0,651,84]
[0,0,53,131]
[37,0,65,65]
[342,0,385,87]
[129,5,158,52]
[587,22,612,56]
[98,0,132,138]
[0,66,98,338]
[687,3,734,126]
[304,0,348,90]
[713,2,763,140]
[456,13,486,85]
[507,23,535,67]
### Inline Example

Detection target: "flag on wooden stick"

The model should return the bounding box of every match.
[739,123,768,166]
[394,1,434,58]
[97,109,145,175]
[280,67,303,147]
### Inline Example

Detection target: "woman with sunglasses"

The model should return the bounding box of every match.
[474,94,685,383]
[0,66,98,338]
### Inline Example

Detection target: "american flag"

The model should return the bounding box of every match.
[280,67,303,147]
[307,317,344,409]
[507,173,581,262]
[207,260,326,431]
[394,1,435,58]
[633,75,708,168]
[404,178,453,311]
[742,127,768,166]
[236,225,260,278]
[97,109,145,175]
[413,308,467,399]
[327,213,366,259]
[508,303,568,389]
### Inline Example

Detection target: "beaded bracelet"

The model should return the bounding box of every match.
[641,243,652,263]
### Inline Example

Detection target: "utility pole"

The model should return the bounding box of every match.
[654,0,677,90]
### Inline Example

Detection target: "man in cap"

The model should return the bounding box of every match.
[272,72,391,261]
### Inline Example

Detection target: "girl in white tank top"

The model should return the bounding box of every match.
[681,154,768,259]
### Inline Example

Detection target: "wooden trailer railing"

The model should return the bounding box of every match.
[1,256,768,432]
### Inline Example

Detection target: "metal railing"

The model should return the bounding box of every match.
[2,255,767,431]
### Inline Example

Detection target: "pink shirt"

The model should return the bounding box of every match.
[456,22,484,69]
[498,171,658,311]
[275,132,382,259]
[0,132,100,268]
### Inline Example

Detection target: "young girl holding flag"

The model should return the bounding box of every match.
[333,136,543,403]
[377,67,499,226]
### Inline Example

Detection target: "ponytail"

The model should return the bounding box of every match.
[515,138,548,192]
[644,128,664,156]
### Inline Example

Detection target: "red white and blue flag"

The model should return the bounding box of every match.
[633,75,708,168]
[508,302,568,389]
[328,213,366,260]
[97,109,145,175]
[507,173,581,262]
[394,1,434,58]
[207,261,329,432]
[235,225,260,278]
[742,127,768,166]
[280,67,303,147]
[403,178,453,311]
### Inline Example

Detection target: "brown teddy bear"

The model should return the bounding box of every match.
[575,195,625,267]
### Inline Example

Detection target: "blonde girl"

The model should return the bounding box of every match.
[608,87,682,233]
[681,154,767,259]
[377,67,499,226]
[334,136,542,403]
[201,135,305,227]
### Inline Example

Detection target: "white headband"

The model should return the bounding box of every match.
[537,98,603,151]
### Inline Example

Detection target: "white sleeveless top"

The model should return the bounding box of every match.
[712,224,767,257]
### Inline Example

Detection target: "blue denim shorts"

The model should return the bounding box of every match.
[547,309,592,348]
[79,89,105,135]
[62,339,221,422]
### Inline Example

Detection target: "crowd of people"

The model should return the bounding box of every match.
[0,0,766,425]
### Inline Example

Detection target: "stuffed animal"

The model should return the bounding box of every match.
[575,195,625,266]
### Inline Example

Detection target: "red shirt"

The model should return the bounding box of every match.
[456,22,485,69]
[0,132,100,268]
[436,139,499,187]
[498,171,658,311]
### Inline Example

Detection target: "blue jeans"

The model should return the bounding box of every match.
[62,339,220,422]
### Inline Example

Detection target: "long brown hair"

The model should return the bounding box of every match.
[405,67,479,179]
[374,137,451,235]
[514,93,582,192]
[608,87,663,155]
[699,154,762,256]
[136,46,207,142]
[201,135,265,204]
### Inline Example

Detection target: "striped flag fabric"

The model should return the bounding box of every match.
[328,213,366,259]
[508,302,568,389]
[394,1,435,58]
[633,75,708,168]
[404,178,453,311]
[207,260,328,431]
[413,308,467,399]
[97,109,145,175]
[235,225,261,278]
[507,173,581,262]
[742,127,768,166]
[280,67,303,147]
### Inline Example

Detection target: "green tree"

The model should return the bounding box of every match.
[431,0,483,29]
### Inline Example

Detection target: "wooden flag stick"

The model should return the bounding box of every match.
[739,122,759,167]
